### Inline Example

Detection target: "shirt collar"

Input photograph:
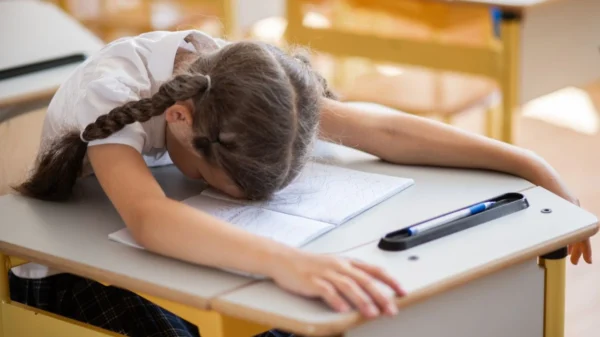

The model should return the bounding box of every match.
[147,30,219,83]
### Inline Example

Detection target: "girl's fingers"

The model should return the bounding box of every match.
[351,260,405,296]
[568,244,573,255]
[343,267,397,316]
[313,278,351,313]
[583,239,592,264]
[326,273,379,318]
[570,245,583,265]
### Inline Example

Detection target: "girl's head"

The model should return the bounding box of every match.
[16,41,336,201]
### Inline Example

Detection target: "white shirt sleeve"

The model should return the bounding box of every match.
[75,76,147,153]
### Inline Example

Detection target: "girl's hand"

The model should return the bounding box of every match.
[269,251,404,318]
[527,157,593,265]
[564,197,593,265]
[569,239,592,265]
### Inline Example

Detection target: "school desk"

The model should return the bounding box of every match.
[0,1,103,109]
[0,141,597,337]
[285,0,600,144]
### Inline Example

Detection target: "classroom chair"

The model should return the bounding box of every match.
[285,0,507,141]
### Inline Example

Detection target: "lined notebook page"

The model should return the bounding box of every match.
[109,195,335,249]
[202,162,415,225]
[183,195,335,246]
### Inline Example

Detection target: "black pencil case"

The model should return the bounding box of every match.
[378,192,529,251]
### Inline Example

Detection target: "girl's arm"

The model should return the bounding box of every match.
[319,99,592,264]
[88,144,404,317]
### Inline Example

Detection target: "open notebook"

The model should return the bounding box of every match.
[109,162,414,251]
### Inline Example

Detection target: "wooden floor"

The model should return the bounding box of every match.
[1,88,600,335]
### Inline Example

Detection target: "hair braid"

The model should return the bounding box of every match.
[82,74,210,142]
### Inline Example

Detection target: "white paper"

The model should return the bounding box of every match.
[109,227,144,250]
[109,196,334,251]
[182,195,335,246]
[202,162,415,225]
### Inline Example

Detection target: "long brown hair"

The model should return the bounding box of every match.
[16,40,336,201]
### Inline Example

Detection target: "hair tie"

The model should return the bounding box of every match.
[80,131,89,143]
[193,136,219,151]
[205,75,211,91]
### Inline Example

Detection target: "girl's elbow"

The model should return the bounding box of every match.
[120,199,162,248]
[127,218,152,248]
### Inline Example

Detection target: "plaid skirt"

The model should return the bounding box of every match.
[9,271,293,337]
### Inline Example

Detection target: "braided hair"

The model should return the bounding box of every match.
[16,40,336,201]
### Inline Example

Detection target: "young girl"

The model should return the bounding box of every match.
[11,29,592,337]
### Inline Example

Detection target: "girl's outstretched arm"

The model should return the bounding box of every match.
[88,144,404,317]
[319,99,592,264]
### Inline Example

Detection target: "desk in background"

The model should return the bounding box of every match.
[0,138,596,337]
[0,1,103,110]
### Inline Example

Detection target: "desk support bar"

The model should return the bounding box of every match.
[540,247,567,337]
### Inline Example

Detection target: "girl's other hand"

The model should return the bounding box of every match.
[269,251,404,318]
[527,157,593,265]
[570,239,592,265]
[546,193,592,265]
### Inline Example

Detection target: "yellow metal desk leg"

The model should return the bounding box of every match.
[0,254,9,337]
[499,12,522,144]
[540,247,567,337]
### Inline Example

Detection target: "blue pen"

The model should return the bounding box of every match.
[408,201,496,236]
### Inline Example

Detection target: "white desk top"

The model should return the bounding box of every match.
[213,187,598,336]
[0,1,104,107]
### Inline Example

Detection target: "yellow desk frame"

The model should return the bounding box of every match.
[0,249,568,337]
